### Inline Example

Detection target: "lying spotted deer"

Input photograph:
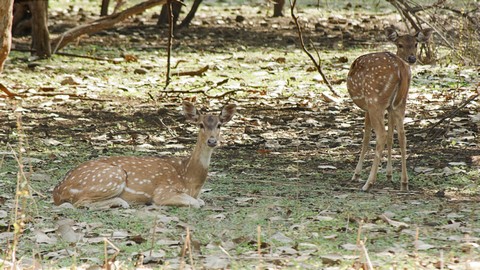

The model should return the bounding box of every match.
[347,27,433,191]
[53,101,236,208]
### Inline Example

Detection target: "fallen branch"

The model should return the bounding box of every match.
[52,0,167,53]
[0,87,110,101]
[160,88,245,99]
[28,92,111,102]
[172,65,209,76]
[422,92,478,137]
[0,83,24,98]
[290,0,339,97]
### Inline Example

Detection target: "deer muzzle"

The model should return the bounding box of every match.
[207,137,218,147]
[407,55,417,64]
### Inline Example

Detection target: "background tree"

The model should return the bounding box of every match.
[0,0,14,72]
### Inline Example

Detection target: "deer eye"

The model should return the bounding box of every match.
[398,44,404,48]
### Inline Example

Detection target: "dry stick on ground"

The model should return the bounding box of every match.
[10,108,31,268]
[290,0,339,98]
[423,93,479,138]
[14,48,129,63]
[103,238,120,268]
[358,240,374,270]
[51,0,167,53]
[159,81,250,99]
[172,65,209,76]
[0,83,24,98]
[180,227,193,270]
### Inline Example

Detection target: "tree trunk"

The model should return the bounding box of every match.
[101,0,111,16]
[0,0,14,72]
[29,0,51,58]
[157,1,182,26]
[273,0,285,17]
[178,0,203,28]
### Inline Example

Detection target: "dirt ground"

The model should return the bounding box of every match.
[0,1,479,269]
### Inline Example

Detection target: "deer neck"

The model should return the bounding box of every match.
[183,138,214,197]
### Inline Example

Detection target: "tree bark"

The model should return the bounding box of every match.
[29,0,51,58]
[52,0,167,53]
[0,0,14,72]
[273,0,285,17]
[101,0,111,16]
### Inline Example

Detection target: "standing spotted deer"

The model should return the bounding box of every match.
[347,27,433,191]
[53,101,236,208]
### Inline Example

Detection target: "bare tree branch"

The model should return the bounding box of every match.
[290,0,339,97]
[52,0,167,53]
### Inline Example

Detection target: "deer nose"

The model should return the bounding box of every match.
[407,55,417,64]
[207,137,217,147]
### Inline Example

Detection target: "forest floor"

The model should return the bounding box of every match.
[0,0,479,269]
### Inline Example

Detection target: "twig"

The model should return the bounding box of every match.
[187,228,195,270]
[257,225,262,270]
[103,238,120,269]
[51,0,167,53]
[414,226,419,264]
[13,48,135,63]
[421,93,478,137]
[218,245,232,259]
[158,79,248,99]
[172,65,209,76]
[290,0,339,97]
[165,0,174,88]
[149,216,158,257]
[0,83,24,98]
[173,59,188,69]
[359,240,374,270]
[355,220,363,259]
[180,227,193,270]
[9,106,31,268]
[2,81,109,101]
[56,51,110,61]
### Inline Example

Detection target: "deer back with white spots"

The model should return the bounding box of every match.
[346,27,432,191]
[52,101,236,208]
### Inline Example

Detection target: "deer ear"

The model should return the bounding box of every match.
[385,27,399,42]
[416,28,433,43]
[219,104,236,123]
[182,101,199,122]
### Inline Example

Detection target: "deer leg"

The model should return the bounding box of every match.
[393,111,409,191]
[152,184,202,208]
[386,111,395,181]
[362,111,387,191]
[154,193,202,208]
[75,197,130,209]
[352,112,372,181]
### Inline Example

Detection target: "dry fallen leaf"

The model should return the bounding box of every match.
[319,254,342,266]
[414,240,435,250]
[341,243,360,251]
[379,214,410,229]
[204,254,230,269]
[56,220,82,243]
[34,230,57,244]
[271,232,293,243]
